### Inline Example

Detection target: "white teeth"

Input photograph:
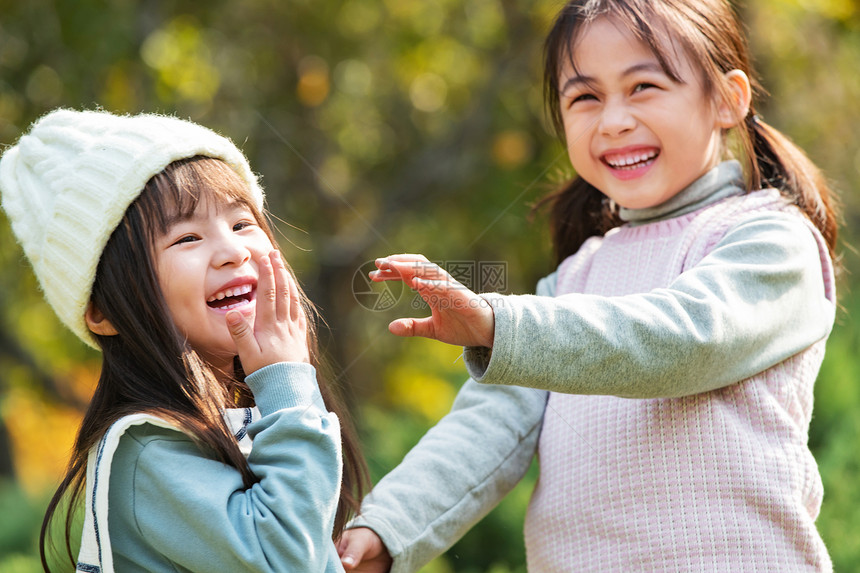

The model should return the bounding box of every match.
[218,300,250,311]
[208,283,253,302]
[606,150,657,168]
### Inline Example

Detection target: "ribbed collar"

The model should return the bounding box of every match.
[619,160,745,226]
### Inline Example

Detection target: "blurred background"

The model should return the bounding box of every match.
[0,0,858,571]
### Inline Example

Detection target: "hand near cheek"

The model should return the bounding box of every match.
[226,250,310,374]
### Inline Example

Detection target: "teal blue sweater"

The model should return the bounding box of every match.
[106,362,345,572]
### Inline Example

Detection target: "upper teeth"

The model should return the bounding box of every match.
[606,151,657,167]
[208,283,253,302]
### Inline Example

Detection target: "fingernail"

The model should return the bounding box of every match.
[341,555,355,567]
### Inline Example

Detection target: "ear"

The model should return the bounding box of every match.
[85,302,118,337]
[716,69,752,129]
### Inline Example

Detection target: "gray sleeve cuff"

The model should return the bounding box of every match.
[463,273,557,382]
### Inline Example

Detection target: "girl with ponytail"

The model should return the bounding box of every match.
[340,1,839,571]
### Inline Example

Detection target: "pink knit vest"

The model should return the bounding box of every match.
[524,189,835,571]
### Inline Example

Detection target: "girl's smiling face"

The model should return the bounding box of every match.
[154,195,274,374]
[559,16,732,210]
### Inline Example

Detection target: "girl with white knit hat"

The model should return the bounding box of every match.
[0,108,367,572]
[339,0,839,571]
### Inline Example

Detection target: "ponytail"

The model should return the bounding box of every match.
[537,0,840,268]
[743,114,839,259]
[534,116,841,267]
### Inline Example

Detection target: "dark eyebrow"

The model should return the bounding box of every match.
[622,61,666,77]
[559,61,667,93]
[560,74,594,94]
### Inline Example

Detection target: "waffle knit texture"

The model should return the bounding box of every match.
[349,162,834,572]
[524,188,835,571]
[0,108,264,348]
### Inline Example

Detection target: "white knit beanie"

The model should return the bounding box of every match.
[0,108,265,348]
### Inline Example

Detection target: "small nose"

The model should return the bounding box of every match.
[599,98,636,137]
[212,231,251,268]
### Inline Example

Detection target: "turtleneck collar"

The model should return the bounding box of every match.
[619,160,746,226]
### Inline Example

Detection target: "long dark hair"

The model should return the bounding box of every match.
[39,156,368,570]
[535,0,839,265]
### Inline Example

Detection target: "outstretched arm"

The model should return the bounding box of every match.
[464,213,836,398]
[345,380,546,573]
[338,271,557,573]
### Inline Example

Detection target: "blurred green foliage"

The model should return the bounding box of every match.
[0,0,858,571]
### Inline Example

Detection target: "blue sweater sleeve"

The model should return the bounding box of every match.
[107,362,345,572]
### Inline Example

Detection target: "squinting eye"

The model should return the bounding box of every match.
[572,93,597,104]
[633,83,657,93]
[233,221,255,232]
[564,93,597,110]
[172,235,198,246]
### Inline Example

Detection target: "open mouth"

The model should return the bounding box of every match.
[603,149,659,171]
[207,284,255,311]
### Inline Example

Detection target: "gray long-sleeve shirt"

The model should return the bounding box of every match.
[350,161,834,572]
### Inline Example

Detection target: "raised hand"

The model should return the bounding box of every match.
[336,527,393,572]
[226,250,310,374]
[370,254,495,348]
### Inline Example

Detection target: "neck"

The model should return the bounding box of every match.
[619,160,745,226]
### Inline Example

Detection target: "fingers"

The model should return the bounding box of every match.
[337,527,391,571]
[229,249,310,373]
[287,264,304,325]
[258,250,302,326]
[270,250,290,323]
[388,317,415,337]
[412,276,461,300]
[376,253,429,264]
[370,256,452,285]
[226,310,258,356]
[336,532,365,570]
[256,251,277,325]
[372,255,431,280]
